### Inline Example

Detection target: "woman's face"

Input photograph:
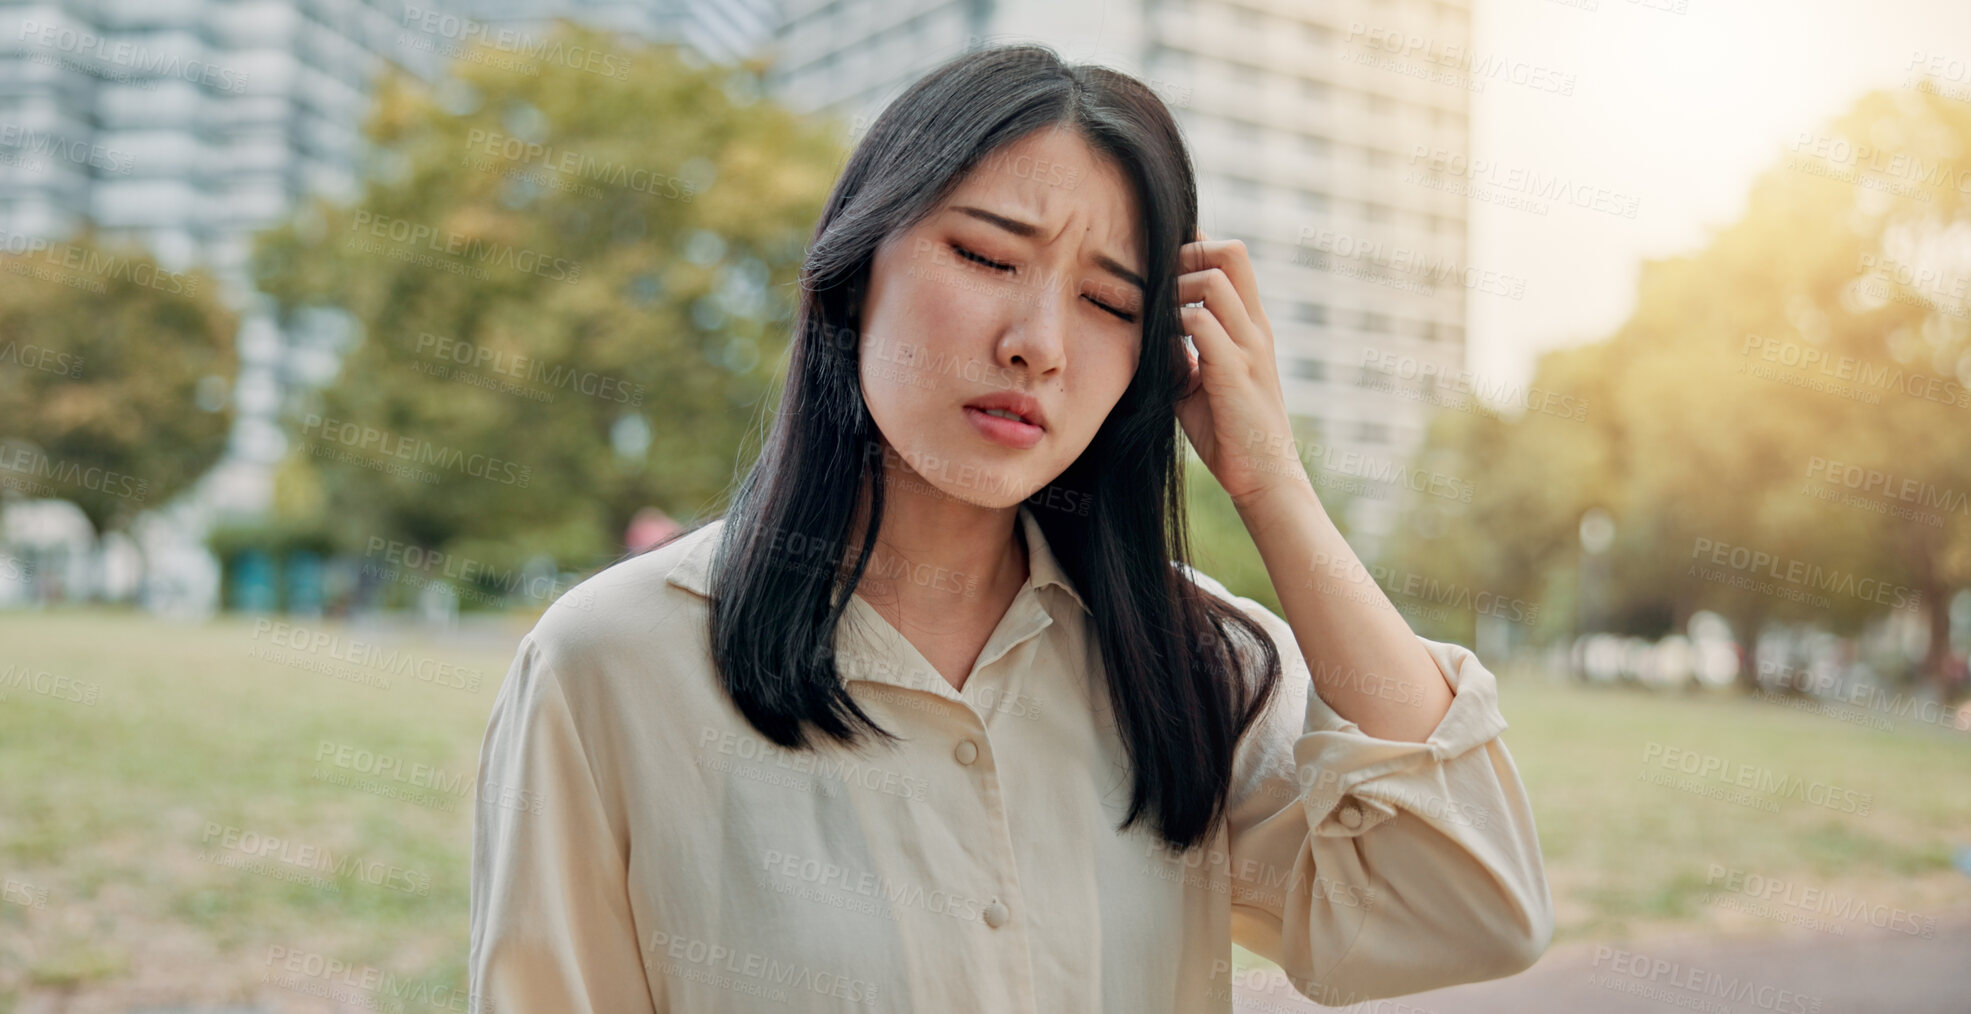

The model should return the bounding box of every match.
[857,125,1146,510]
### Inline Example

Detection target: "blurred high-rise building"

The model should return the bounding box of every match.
[0,0,482,539]
[460,0,778,67]
[0,0,775,582]
[764,0,1474,558]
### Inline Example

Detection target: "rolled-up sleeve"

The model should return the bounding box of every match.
[1211,584,1555,1006]
[468,635,659,1014]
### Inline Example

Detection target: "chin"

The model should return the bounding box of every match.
[890,453,1028,509]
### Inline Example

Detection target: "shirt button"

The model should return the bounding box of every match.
[1338,801,1363,829]
[982,899,1010,928]
[953,739,979,765]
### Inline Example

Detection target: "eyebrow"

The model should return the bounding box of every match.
[950,204,1145,292]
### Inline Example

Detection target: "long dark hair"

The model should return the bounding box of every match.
[695,42,1283,851]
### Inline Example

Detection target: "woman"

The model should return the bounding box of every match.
[468,42,1552,1013]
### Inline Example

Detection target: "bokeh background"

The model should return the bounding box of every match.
[1,0,1968,1011]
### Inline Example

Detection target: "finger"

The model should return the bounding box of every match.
[1178,237,1269,333]
[1176,267,1260,353]
[1178,302,1238,381]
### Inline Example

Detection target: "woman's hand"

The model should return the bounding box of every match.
[1175,227,1313,512]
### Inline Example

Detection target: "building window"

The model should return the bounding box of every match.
[1361,312,1390,332]
[1297,302,1329,324]
[1291,358,1326,381]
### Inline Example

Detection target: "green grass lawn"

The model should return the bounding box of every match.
[2,610,1967,1011]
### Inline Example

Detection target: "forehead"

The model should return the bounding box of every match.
[941,128,1143,256]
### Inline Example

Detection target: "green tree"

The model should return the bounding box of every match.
[252,24,842,579]
[0,229,236,534]
[1382,85,1971,694]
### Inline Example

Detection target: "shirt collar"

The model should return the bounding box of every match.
[664,502,1092,618]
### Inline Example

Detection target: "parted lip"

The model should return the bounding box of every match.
[963,391,1047,430]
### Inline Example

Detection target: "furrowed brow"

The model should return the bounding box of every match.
[951,204,1144,291]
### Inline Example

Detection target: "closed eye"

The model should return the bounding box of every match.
[1086,297,1137,323]
[953,242,1137,322]
[950,243,1013,272]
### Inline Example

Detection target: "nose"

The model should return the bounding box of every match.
[997,277,1069,378]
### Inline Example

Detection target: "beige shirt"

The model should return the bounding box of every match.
[467,502,1553,1013]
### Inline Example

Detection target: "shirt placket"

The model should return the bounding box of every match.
[839,589,1055,1014]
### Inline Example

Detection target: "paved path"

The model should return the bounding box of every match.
[1235,906,1971,1014]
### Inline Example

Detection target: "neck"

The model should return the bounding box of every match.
[840,450,1029,616]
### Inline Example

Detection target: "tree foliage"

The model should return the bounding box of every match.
[1381,85,1971,689]
[252,24,843,573]
[0,229,237,533]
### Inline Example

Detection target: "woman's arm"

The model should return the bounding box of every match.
[1174,227,1552,1001]
[1195,566,1554,1004]
[468,636,661,1013]
[1235,481,1457,743]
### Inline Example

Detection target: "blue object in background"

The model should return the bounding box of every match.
[284,550,324,616]
[228,550,277,613]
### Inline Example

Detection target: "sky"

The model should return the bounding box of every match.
[1466,0,1971,399]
